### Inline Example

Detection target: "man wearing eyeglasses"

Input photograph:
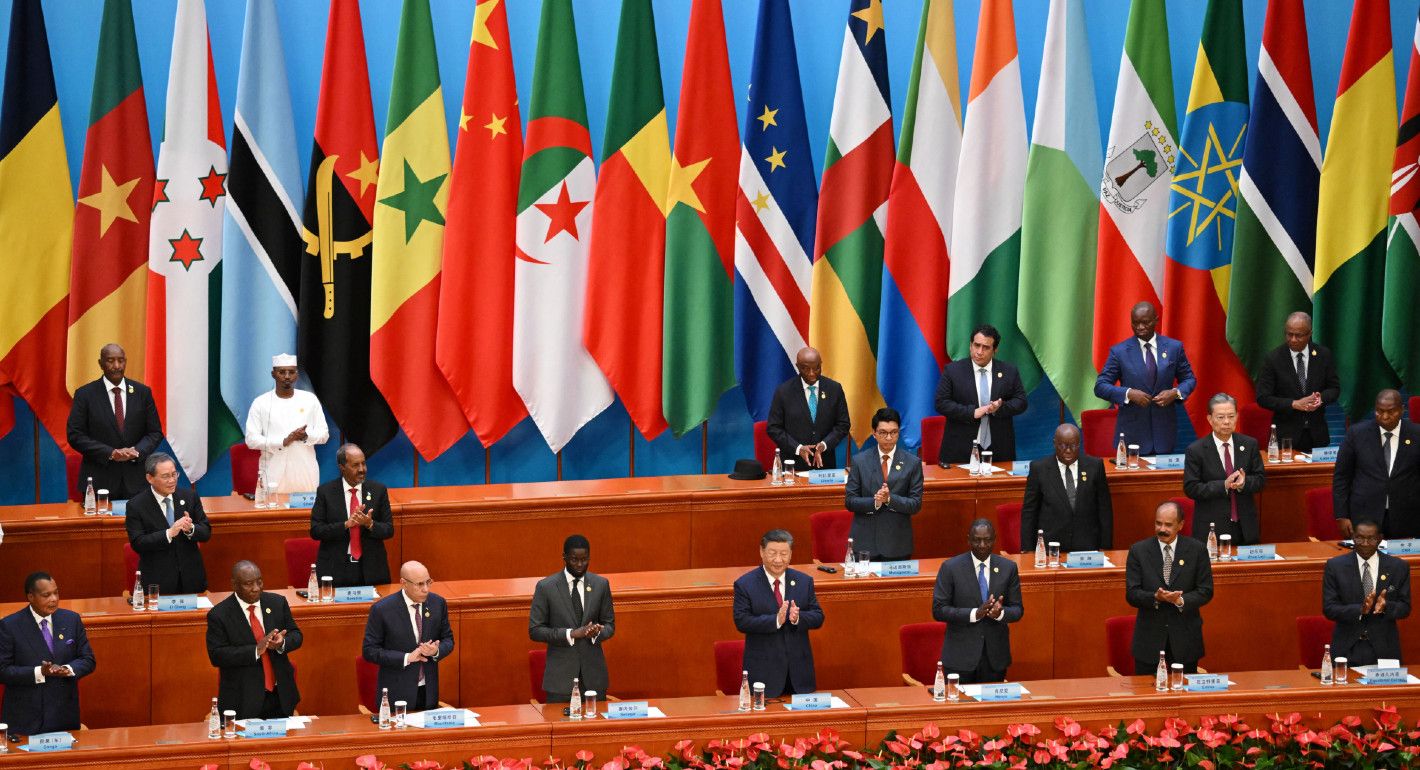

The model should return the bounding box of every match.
[1183,393,1266,546]
[845,408,924,561]
[361,561,453,711]
[124,452,211,594]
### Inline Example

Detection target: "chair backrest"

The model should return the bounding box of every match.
[230,443,260,496]
[809,509,853,563]
[1305,487,1340,541]
[1237,402,1272,446]
[752,421,775,472]
[1173,497,1200,536]
[1080,409,1117,459]
[1296,615,1335,669]
[713,639,745,696]
[355,656,379,712]
[66,453,83,502]
[919,415,945,466]
[1104,615,1136,676]
[528,648,547,703]
[1410,395,1419,424]
[123,542,140,590]
[898,622,946,686]
[283,538,320,589]
[994,502,1022,554]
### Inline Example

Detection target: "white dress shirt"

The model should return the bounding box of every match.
[150,487,186,542]
[235,595,284,659]
[1212,433,1236,472]
[106,377,128,419]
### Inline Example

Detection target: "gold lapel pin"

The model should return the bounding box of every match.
[1406,439,1412,446]
[265,607,271,614]
[1161,352,1167,359]
[1382,574,1389,582]
[58,633,64,640]
[585,585,592,593]
[1081,472,1088,481]
[424,610,431,617]
[993,567,1000,573]
[1179,559,1185,565]
[128,385,134,394]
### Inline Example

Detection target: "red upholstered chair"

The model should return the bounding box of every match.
[121,542,140,598]
[752,421,775,473]
[66,453,82,502]
[1305,487,1341,542]
[230,443,260,496]
[529,649,548,704]
[355,656,379,714]
[283,538,320,588]
[713,639,745,696]
[1105,615,1136,676]
[898,622,947,686]
[1238,402,1272,446]
[994,502,1022,555]
[919,415,945,467]
[810,509,853,564]
[1080,409,1117,459]
[1296,615,1335,670]
[1409,395,1419,424]
[1173,497,1203,537]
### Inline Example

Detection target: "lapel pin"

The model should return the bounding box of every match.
[993,567,1000,573]
[265,607,271,614]
[58,633,64,640]
[1161,352,1167,359]
[790,580,797,587]
[424,610,431,617]
[1406,439,1412,446]
[1081,472,1088,481]
[1238,445,1245,452]
[127,385,134,394]
[1382,574,1389,582]
[996,371,1002,378]
[820,391,825,399]
[585,585,592,593]
[180,499,186,506]
[1311,349,1318,356]
[895,463,902,470]
[1179,559,1185,565]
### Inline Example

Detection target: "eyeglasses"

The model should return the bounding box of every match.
[874,429,899,438]
[401,578,435,589]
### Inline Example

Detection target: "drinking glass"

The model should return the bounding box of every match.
[1170,663,1185,691]
[0,723,7,753]
[1280,438,1294,463]
[783,459,796,486]
[1218,535,1232,561]
[946,673,960,702]
[394,701,407,729]
[1334,657,1348,685]
[583,690,597,719]
[146,584,159,611]
[980,451,993,474]
[1127,445,1141,470]
[1047,542,1061,568]
[96,489,110,514]
[222,710,237,739]
[752,682,766,711]
[320,576,335,603]
[856,550,872,578]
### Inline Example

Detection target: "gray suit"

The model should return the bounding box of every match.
[529,570,615,700]
[844,447,924,560]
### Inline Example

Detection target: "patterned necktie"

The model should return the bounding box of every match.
[880,453,890,482]
[1143,342,1158,390]
[163,496,174,527]
[1362,561,1375,598]
[1064,463,1076,507]
[977,562,989,603]
[112,386,125,433]
[977,367,992,448]
[40,617,54,653]
[571,576,584,624]
[807,383,818,422]
[1295,351,1307,393]
[772,578,783,608]
[348,486,363,560]
[1222,442,1238,522]
[247,604,275,691]
[1162,544,1173,586]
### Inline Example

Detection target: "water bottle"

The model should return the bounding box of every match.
[207,697,221,739]
[1034,531,1046,568]
[307,563,319,602]
[1116,434,1127,467]
[844,537,856,578]
[83,477,97,515]
[1206,523,1219,562]
[737,670,751,712]
[1267,425,1280,462]
[1320,644,1334,685]
[932,661,947,702]
[1154,651,1168,692]
[378,688,391,730]
[771,448,783,486]
[132,571,145,611]
[254,469,268,509]
[569,677,582,720]
[969,441,981,475]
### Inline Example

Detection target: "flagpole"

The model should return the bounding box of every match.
[628,422,636,477]
[411,445,420,488]
[33,419,40,504]
[484,446,491,485]
[700,424,708,475]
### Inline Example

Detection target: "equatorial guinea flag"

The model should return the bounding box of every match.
[1384,8,1420,392]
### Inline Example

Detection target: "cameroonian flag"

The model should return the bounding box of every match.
[1384,9,1420,391]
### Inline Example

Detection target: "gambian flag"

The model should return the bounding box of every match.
[1384,9,1420,391]
[68,0,152,394]
[877,0,960,446]
[1315,0,1399,418]
[0,0,72,452]
[810,0,893,445]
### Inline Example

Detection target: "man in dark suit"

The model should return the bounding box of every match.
[310,444,393,587]
[1333,389,1420,540]
[66,343,164,500]
[934,324,1029,465]
[845,408,924,560]
[529,535,616,702]
[362,560,454,710]
[931,520,1023,684]
[1254,312,1340,453]
[1094,302,1197,455]
[0,572,96,736]
[1323,519,1411,668]
[1126,501,1213,675]
[1183,394,1267,545]
[732,529,824,697]
[1021,424,1113,552]
[124,452,211,594]
[766,347,851,469]
[205,561,302,719]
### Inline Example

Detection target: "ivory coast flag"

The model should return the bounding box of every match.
[370,0,466,460]
[810,0,894,444]
[1315,0,1399,417]
[1384,9,1420,391]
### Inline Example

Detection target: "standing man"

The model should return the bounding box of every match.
[205,561,302,719]
[362,561,454,711]
[1254,312,1340,453]
[1333,389,1420,539]
[1323,519,1411,667]
[933,324,1029,464]
[1095,302,1197,455]
[845,408,924,561]
[931,520,1023,684]
[766,347,851,469]
[1126,501,1213,675]
[245,354,329,494]
[66,343,164,500]
[310,444,393,587]
[1183,394,1267,545]
[1021,424,1113,553]
[529,535,616,702]
[732,530,824,697]
[0,572,96,736]
[124,452,211,594]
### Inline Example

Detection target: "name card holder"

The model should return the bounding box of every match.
[287,492,317,508]
[424,708,466,728]
[156,595,201,611]
[1150,454,1186,470]
[1311,447,1339,463]
[789,692,833,710]
[605,701,650,719]
[805,469,847,485]
[976,683,1022,702]
[333,586,378,603]
[1233,544,1277,562]
[1010,461,1032,477]
[1360,667,1409,685]
[1183,673,1230,692]
[241,719,289,738]
[109,500,127,517]
[1065,551,1106,568]
[1386,539,1420,556]
[879,560,919,577]
[22,732,76,752]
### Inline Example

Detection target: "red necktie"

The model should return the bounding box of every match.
[881,454,890,481]
[772,578,783,607]
[248,604,276,692]
[112,386,125,433]
[348,487,363,560]
[1222,442,1238,522]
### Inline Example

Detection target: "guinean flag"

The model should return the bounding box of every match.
[1384,9,1420,391]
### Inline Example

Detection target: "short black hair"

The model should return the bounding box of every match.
[336,443,363,466]
[871,408,902,430]
[563,534,590,555]
[970,324,1001,348]
[1353,518,1382,534]
[761,529,793,548]
[24,571,53,596]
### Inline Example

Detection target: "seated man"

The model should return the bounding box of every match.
[206,560,302,719]
[1323,519,1411,667]
[124,452,211,594]
[1020,424,1113,552]
[845,408,924,560]
[0,572,96,736]
[732,530,824,697]
[932,520,1023,683]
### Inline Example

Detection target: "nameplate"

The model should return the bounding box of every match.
[1386,539,1420,555]
[1150,454,1185,470]
[805,469,847,485]
[287,492,317,508]
[333,586,378,603]
[1183,673,1230,692]
[605,701,650,719]
[156,594,200,611]
[240,719,289,738]
[879,560,919,577]
[976,683,1022,701]
[109,500,127,516]
[423,708,466,728]
[23,732,75,752]
[1233,544,1277,562]
[1360,667,1409,685]
[1311,446,1339,463]
[789,692,833,710]
[1065,551,1106,568]
[1010,461,1032,477]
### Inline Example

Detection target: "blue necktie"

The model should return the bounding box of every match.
[807,383,818,421]
[977,561,989,603]
[163,496,175,527]
[976,368,992,448]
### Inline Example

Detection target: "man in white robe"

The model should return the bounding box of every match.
[245,354,329,494]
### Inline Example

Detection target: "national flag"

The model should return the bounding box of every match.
[439,0,524,447]
[877,0,960,446]
[67,0,152,395]
[0,0,72,452]
[1227,0,1319,375]
[1095,0,1175,368]
[220,0,304,428]
[663,0,738,436]
[1163,0,1253,434]
[810,0,894,444]
[948,0,1040,391]
[733,0,816,421]
[1315,0,1399,418]
[1384,9,1420,391]
[297,0,397,455]
[512,0,613,452]
[1018,0,1104,420]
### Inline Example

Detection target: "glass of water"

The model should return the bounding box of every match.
[1218,534,1232,561]
[1047,542,1061,568]
[946,673,960,702]
[394,700,407,729]
[856,550,872,578]
[222,710,237,739]
[980,451,993,474]
[146,584,159,611]
[1127,444,1141,470]
[752,682,766,711]
[320,576,335,603]
[583,690,597,719]
[1334,657,1348,685]
[782,459,796,485]
[96,489,110,514]
[1170,663,1185,691]
[1280,438,1294,462]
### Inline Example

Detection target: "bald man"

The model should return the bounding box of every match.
[361,561,454,711]
[1020,424,1113,553]
[205,561,302,719]
[66,343,164,500]
[766,347,851,469]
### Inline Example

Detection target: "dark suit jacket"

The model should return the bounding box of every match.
[0,607,95,735]
[1333,420,1420,538]
[732,568,824,698]
[766,377,851,468]
[1094,335,1196,455]
[124,487,211,594]
[1254,344,1340,453]
[933,358,1029,464]
[931,554,1023,673]
[528,571,616,697]
[66,377,164,499]
[1020,455,1113,552]
[362,591,455,708]
[1323,552,1411,665]
[1125,536,1213,664]
[1183,434,1267,545]
[844,446,924,560]
[205,593,303,718]
[309,479,394,587]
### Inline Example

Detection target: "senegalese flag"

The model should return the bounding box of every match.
[1163,0,1254,435]
[663,0,738,436]
[67,0,152,394]
[810,0,893,444]
[1019,0,1104,420]
[0,0,73,452]
[1384,9,1420,391]
[1315,0,1399,417]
